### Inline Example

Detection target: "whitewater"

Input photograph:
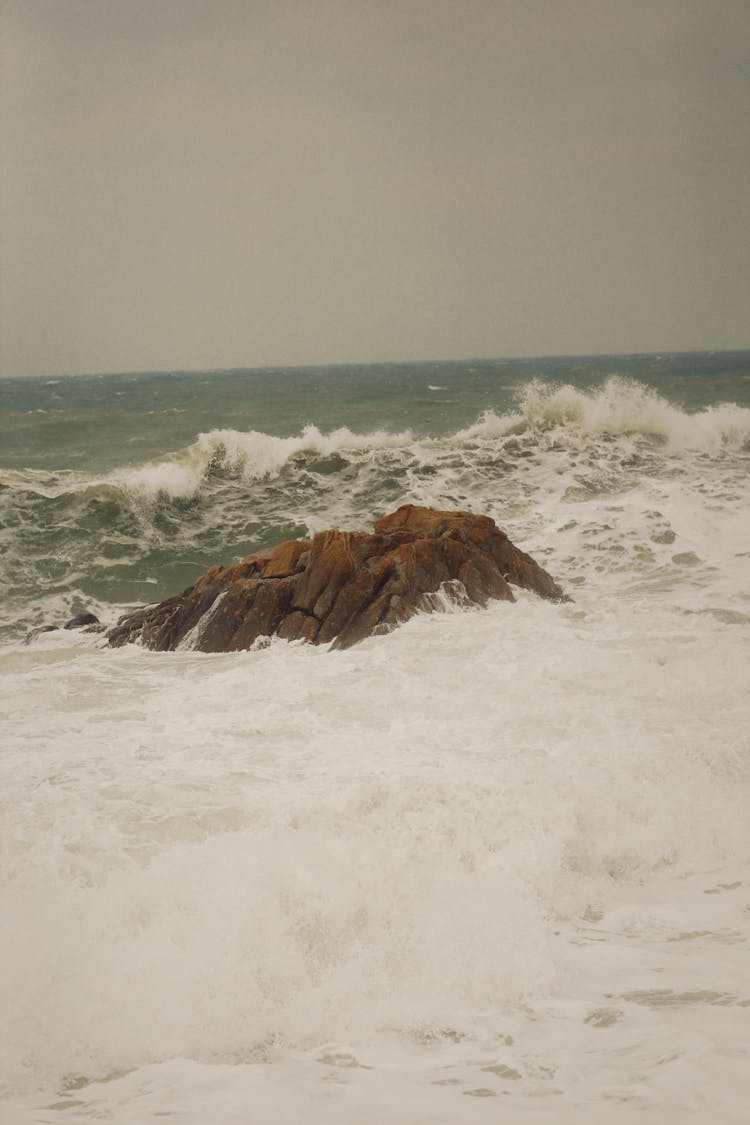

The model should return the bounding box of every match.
[1,354,749,1123]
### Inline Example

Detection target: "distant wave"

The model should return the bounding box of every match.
[3,380,748,505]
[457,378,750,449]
[107,381,750,501]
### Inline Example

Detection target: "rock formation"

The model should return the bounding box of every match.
[25,612,102,644]
[107,504,566,652]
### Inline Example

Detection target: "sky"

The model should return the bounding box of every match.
[1,0,748,377]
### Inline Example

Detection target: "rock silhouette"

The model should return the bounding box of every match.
[107,505,566,652]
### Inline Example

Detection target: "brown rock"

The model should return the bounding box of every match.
[107,505,567,652]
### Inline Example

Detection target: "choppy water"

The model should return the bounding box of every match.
[1,352,749,1123]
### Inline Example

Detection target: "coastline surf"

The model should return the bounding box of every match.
[1,352,749,1123]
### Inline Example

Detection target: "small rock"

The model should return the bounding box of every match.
[24,624,58,644]
[64,613,101,629]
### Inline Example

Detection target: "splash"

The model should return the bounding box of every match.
[458,378,750,450]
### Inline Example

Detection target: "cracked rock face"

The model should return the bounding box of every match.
[107,504,567,652]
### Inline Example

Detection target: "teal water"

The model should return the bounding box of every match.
[3,352,749,470]
[1,351,748,640]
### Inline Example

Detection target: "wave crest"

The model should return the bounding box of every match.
[458,378,750,450]
[199,423,414,477]
[111,424,414,500]
[4,380,747,506]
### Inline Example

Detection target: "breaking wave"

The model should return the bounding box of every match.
[113,380,750,501]
[458,378,750,449]
[6,378,744,506]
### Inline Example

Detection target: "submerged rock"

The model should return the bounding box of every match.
[107,505,567,652]
[24,624,58,644]
[25,612,102,644]
[64,612,101,630]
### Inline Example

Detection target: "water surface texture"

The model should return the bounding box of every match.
[1,352,749,1123]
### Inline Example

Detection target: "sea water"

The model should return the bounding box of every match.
[1,353,749,1123]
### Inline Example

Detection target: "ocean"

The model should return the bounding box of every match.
[1,352,749,1123]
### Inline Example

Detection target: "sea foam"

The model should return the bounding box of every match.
[2,362,750,1122]
[457,378,750,450]
[1,591,749,1109]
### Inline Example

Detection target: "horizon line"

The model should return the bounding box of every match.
[3,345,749,382]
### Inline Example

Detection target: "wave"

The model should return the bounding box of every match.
[191,422,414,486]
[457,378,750,449]
[100,382,750,503]
[3,380,748,507]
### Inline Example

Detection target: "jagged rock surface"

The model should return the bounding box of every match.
[107,505,566,652]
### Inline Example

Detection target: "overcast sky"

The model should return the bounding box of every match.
[2,0,748,377]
